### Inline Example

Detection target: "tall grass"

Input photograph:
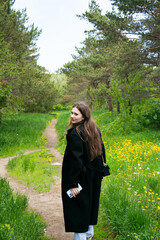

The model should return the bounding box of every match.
[55,109,160,240]
[0,177,49,240]
[0,113,53,157]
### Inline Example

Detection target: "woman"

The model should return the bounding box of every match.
[61,101,106,240]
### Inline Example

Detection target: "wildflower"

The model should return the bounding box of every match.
[143,186,147,190]
[158,206,160,210]
[4,224,10,229]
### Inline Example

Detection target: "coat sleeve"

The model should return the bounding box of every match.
[68,130,84,188]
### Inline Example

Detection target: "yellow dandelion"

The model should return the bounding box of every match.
[4,224,10,229]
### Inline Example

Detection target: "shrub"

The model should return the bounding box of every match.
[133,99,160,127]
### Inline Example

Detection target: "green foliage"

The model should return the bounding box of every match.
[62,0,160,118]
[0,1,59,116]
[0,177,47,240]
[0,82,12,109]
[52,104,69,111]
[51,73,68,95]
[133,99,160,127]
[7,150,60,192]
[0,113,53,157]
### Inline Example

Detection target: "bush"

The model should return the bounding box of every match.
[53,103,70,111]
[133,99,160,127]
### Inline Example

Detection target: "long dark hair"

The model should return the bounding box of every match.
[68,101,102,161]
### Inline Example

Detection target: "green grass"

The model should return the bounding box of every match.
[0,177,50,240]
[0,113,56,239]
[7,150,60,192]
[55,109,160,240]
[55,111,70,154]
[0,113,53,157]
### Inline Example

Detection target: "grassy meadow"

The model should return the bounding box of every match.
[7,150,60,192]
[0,113,54,240]
[0,113,53,157]
[55,110,160,240]
[0,111,159,240]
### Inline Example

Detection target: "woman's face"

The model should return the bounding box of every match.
[70,107,84,124]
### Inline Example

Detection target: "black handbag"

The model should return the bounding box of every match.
[102,155,110,176]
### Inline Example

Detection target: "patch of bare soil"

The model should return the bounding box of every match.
[0,119,74,240]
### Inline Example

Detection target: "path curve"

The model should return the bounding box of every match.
[0,119,74,240]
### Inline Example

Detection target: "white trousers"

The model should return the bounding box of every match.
[74,225,94,240]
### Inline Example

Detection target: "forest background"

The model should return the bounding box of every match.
[0,0,159,127]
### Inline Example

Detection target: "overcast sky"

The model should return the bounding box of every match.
[13,0,112,73]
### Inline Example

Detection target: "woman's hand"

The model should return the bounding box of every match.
[71,187,80,198]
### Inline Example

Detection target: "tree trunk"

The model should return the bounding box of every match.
[117,101,120,114]
[126,76,132,115]
[106,78,113,113]
[128,100,132,115]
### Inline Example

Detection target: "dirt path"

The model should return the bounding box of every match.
[0,119,74,240]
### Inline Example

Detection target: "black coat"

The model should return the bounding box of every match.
[61,126,106,233]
